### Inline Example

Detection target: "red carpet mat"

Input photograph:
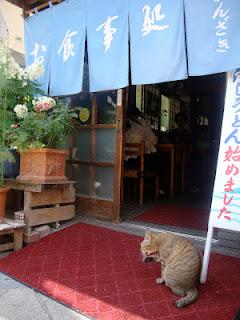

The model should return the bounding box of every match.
[132,204,210,230]
[0,223,239,320]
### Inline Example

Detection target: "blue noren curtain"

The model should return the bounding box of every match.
[49,0,86,96]
[129,0,187,85]
[86,0,129,92]
[24,8,52,94]
[184,0,240,76]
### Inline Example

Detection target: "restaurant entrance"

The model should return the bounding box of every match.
[121,73,226,233]
[68,72,226,233]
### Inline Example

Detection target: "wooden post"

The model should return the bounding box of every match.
[24,191,32,234]
[13,228,23,251]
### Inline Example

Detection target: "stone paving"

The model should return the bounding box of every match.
[0,216,91,320]
[0,272,91,320]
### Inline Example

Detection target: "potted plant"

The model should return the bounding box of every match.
[7,96,77,182]
[0,39,16,222]
[0,39,77,183]
[0,148,14,223]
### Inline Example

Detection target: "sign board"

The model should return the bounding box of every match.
[209,70,240,232]
[201,69,240,283]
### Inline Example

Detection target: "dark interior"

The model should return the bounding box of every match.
[123,73,226,230]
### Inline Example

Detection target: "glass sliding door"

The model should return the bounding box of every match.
[68,89,124,221]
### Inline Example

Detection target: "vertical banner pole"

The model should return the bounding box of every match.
[200,226,214,284]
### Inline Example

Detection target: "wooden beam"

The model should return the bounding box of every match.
[24,0,63,14]
[5,1,23,8]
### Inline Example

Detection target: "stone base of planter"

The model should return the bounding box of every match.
[16,148,68,183]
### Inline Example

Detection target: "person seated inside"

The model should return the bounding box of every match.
[167,112,192,145]
[125,107,158,170]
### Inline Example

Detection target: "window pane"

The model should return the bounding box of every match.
[72,164,89,196]
[72,93,92,125]
[94,128,116,163]
[73,129,91,161]
[96,91,117,124]
[58,135,70,149]
[93,167,114,200]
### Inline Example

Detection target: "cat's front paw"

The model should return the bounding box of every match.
[156,277,164,284]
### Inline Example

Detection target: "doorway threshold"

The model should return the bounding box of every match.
[77,215,217,248]
[77,215,240,258]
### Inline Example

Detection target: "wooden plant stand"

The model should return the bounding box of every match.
[0,218,25,252]
[4,179,75,235]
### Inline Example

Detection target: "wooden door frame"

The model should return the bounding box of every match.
[68,89,126,222]
[113,89,126,222]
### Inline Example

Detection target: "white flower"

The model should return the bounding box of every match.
[0,40,43,82]
[14,104,28,119]
[24,62,44,81]
[1,54,7,64]
[7,58,20,78]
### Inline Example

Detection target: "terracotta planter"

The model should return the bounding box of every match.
[17,148,68,183]
[0,187,9,223]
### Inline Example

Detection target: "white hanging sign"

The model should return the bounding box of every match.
[201,69,240,283]
[209,70,240,232]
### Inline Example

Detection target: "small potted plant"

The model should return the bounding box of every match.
[0,102,15,222]
[0,147,14,223]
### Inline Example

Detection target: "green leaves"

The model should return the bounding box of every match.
[0,39,46,186]
[0,38,76,182]
[7,103,75,153]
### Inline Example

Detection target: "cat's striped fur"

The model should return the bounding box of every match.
[140,230,202,308]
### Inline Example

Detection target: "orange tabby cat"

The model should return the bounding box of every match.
[140,230,202,308]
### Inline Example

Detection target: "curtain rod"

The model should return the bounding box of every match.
[25,0,63,15]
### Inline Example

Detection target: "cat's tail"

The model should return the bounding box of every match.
[175,287,198,308]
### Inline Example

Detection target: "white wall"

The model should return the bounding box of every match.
[0,0,24,64]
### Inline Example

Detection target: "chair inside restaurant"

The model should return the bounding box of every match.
[124,141,159,205]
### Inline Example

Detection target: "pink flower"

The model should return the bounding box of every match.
[34,97,56,112]
[11,123,20,128]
